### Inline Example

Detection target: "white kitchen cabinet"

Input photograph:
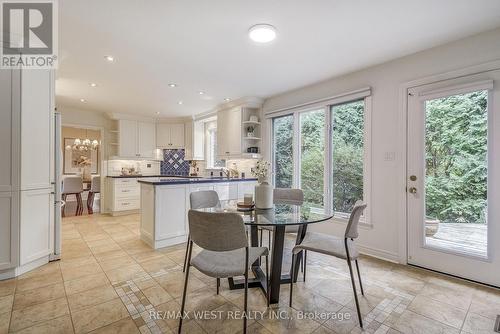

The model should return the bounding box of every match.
[156,123,185,149]
[0,192,18,271]
[0,68,55,277]
[19,189,52,266]
[217,107,242,157]
[214,183,238,201]
[138,122,156,158]
[107,178,141,215]
[237,181,256,199]
[184,120,204,161]
[0,70,13,193]
[118,120,156,158]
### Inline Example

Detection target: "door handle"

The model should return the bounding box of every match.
[408,187,417,194]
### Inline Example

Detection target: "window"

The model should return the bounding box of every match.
[331,100,365,218]
[205,122,225,169]
[270,93,371,222]
[272,115,294,188]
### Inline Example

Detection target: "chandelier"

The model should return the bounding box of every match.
[65,130,99,151]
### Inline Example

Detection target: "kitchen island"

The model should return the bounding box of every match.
[137,177,257,249]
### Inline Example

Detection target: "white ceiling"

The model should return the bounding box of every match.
[57,0,500,117]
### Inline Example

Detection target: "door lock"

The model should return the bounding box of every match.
[410,175,417,181]
[408,187,417,194]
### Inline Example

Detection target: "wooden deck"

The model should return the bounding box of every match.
[426,223,487,257]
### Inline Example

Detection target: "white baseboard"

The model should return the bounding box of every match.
[357,244,400,263]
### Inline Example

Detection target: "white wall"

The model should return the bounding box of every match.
[262,27,500,262]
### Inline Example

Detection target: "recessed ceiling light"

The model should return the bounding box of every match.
[80,98,86,103]
[169,83,178,88]
[104,55,114,62]
[248,24,277,43]
[178,101,183,105]
[198,91,205,95]
[224,98,231,102]
[89,83,97,87]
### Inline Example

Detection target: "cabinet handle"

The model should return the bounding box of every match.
[122,202,130,205]
[122,190,130,192]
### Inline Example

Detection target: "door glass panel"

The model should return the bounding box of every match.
[272,115,294,188]
[424,90,488,258]
[300,110,325,212]
[331,100,365,218]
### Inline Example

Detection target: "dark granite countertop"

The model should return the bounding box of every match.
[107,175,201,179]
[137,177,258,185]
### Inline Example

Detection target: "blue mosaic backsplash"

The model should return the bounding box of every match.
[160,149,190,176]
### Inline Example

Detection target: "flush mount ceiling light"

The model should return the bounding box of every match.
[248,24,277,43]
[168,83,178,88]
[104,55,114,62]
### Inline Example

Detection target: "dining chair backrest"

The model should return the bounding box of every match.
[62,176,83,194]
[344,201,367,239]
[273,188,304,205]
[190,190,220,209]
[90,176,100,193]
[188,210,247,252]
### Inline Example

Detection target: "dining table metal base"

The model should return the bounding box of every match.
[227,225,307,304]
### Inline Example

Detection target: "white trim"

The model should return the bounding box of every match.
[264,87,371,116]
[357,245,400,264]
[417,79,494,100]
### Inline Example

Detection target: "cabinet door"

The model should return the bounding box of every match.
[193,120,205,160]
[0,70,13,192]
[20,70,52,190]
[217,109,228,156]
[170,124,185,148]
[226,108,242,155]
[0,192,18,270]
[156,186,187,240]
[184,121,193,160]
[137,122,156,158]
[156,123,171,148]
[19,188,52,265]
[119,120,138,157]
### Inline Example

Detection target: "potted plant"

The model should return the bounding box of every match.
[425,217,440,237]
[251,160,273,209]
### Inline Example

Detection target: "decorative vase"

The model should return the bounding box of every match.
[255,181,273,209]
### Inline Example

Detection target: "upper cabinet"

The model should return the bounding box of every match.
[216,101,262,159]
[118,120,156,158]
[156,123,185,149]
[185,120,205,161]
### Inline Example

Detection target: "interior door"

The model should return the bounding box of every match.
[407,70,500,287]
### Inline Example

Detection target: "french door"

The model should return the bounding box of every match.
[407,70,500,287]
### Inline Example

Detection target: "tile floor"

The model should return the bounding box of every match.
[0,214,499,334]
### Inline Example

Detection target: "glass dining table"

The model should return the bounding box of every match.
[195,201,333,304]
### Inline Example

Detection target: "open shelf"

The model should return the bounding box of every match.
[243,137,261,140]
[242,121,261,125]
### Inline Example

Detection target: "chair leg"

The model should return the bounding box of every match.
[87,192,94,215]
[289,253,295,307]
[347,259,363,328]
[179,241,193,334]
[303,250,307,282]
[265,255,269,307]
[243,247,249,334]
[355,259,364,296]
[182,236,190,273]
[216,278,220,295]
[76,193,83,216]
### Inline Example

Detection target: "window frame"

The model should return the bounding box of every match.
[205,120,225,170]
[268,94,372,226]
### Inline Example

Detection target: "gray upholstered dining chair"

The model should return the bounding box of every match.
[183,190,220,273]
[86,176,100,215]
[289,201,367,328]
[61,176,84,217]
[179,210,269,334]
[260,188,306,272]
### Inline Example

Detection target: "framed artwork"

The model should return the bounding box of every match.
[63,138,99,174]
